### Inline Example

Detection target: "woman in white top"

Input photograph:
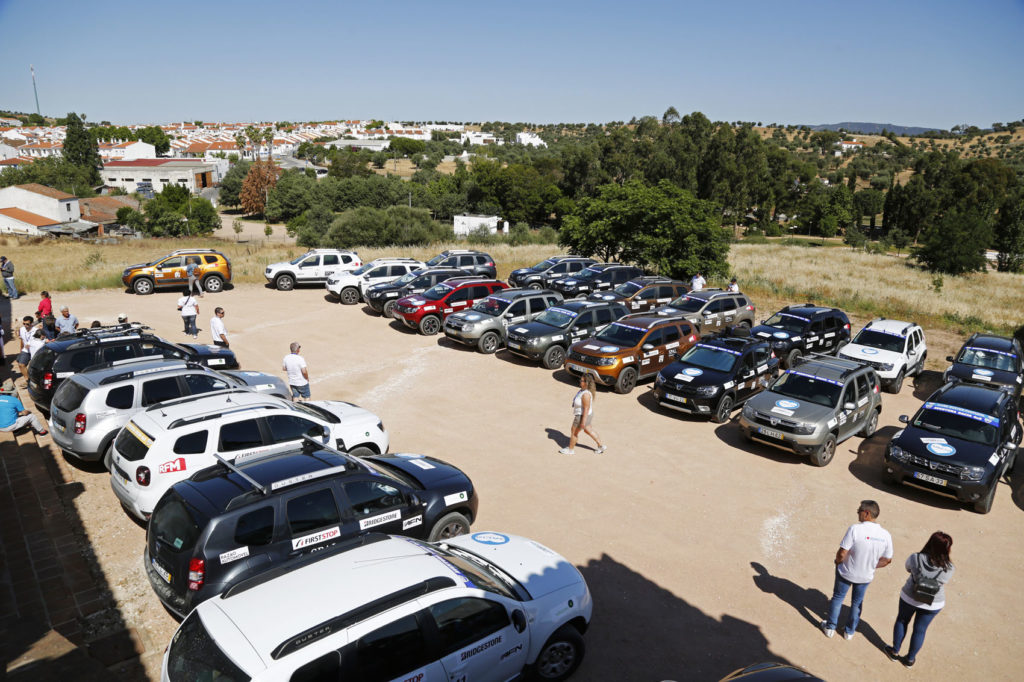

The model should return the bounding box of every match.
[885,531,954,668]
[559,374,605,455]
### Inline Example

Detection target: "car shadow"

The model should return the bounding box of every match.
[436,336,473,352]
[750,561,887,653]
[1009,466,1024,513]
[359,305,383,318]
[322,294,340,304]
[635,388,712,423]
[848,425,964,511]
[495,348,540,368]
[551,368,581,387]
[387,320,417,335]
[712,421,807,466]
[911,370,944,401]
[59,452,107,475]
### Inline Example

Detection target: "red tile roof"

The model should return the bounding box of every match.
[103,159,176,167]
[15,183,76,200]
[0,207,60,227]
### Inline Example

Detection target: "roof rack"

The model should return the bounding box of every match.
[146,387,257,413]
[96,361,198,385]
[68,322,150,339]
[801,353,865,373]
[212,453,268,495]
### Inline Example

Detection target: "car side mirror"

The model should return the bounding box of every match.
[1004,442,1018,451]
[843,402,856,411]
[760,319,766,325]
[946,356,953,362]
[642,343,654,351]
[511,609,527,633]
[408,493,423,507]
[908,349,917,356]
[899,415,910,424]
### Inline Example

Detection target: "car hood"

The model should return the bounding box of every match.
[123,262,151,272]
[946,363,1021,388]
[266,260,290,269]
[840,344,903,365]
[307,399,377,424]
[397,294,430,308]
[221,370,289,396]
[747,390,836,423]
[892,424,996,467]
[659,360,731,386]
[508,320,565,338]
[445,532,585,600]
[511,267,541,277]
[588,291,625,302]
[448,310,496,323]
[752,325,800,343]
[653,305,700,320]
[181,343,237,362]
[370,453,470,489]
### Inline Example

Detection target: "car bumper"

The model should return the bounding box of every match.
[506,340,545,360]
[652,387,715,416]
[109,469,154,520]
[884,458,993,504]
[443,326,485,345]
[144,547,189,619]
[564,361,617,386]
[738,415,821,455]
[365,297,386,312]
[48,424,103,461]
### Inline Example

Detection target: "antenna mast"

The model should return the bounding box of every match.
[30,65,41,116]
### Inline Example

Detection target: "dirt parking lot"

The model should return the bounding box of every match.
[9,283,1023,681]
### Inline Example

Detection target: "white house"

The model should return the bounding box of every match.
[98,140,156,161]
[0,183,86,236]
[837,139,866,153]
[19,140,63,158]
[515,132,547,147]
[453,214,508,236]
[460,131,501,146]
[102,159,217,194]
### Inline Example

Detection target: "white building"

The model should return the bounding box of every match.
[98,140,156,161]
[0,183,90,236]
[460,131,501,146]
[453,214,508,236]
[516,132,547,147]
[102,159,218,194]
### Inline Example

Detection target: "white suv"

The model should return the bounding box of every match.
[327,257,425,305]
[109,389,388,520]
[162,532,592,682]
[838,318,927,393]
[264,249,361,291]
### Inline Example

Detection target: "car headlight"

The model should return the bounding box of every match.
[461,323,476,332]
[655,374,666,387]
[594,356,617,366]
[695,385,719,397]
[376,420,385,433]
[793,422,816,435]
[880,362,895,371]
[742,404,756,419]
[527,337,543,346]
[961,465,985,481]
[888,445,908,462]
[771,340,788,348]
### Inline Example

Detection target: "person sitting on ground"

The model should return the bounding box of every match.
[0,379,48,436]
[39,315,58,340]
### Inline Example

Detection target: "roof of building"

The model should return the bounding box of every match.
[79,196,139,224]
[0,207,60,227]
[103,159,214,169]
[14,183,76,200]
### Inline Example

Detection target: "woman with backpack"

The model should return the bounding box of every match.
[885,531,954,667]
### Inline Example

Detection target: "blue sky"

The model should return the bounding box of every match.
[1,0,1021,128]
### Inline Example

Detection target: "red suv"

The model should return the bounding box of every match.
[393,278,508,335]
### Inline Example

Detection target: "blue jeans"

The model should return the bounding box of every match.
[182,315,197,335]
[892,598,940,661]
[825,568,870,635]
[4,277,16,298]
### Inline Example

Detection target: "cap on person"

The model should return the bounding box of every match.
[0,378,16,395]
[117,313,128,323]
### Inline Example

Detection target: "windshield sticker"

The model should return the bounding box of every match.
[696,342,741,356]
[471,532,510,545]
[584,344,600,350]
[292,526,340,550]
[971,373,992,381]
[125,422,153,447]
[444,491,469,507]
[359,509,402,530]
[219,547,250,565]
[403,515,423,530]
[514,327,529,333]
[408,458,435,470]
[786,369,845,387]
[965,346,1016,358]
[872,327,907,337]
[756,332,771,338]
[548,308,578,318]
[926,442,957,456]
[778,313,811,322]
[920,437,947,444]
[923,402,1000,427]
[860,348,879,355]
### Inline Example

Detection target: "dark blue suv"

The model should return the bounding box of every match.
[943,333,1023,400]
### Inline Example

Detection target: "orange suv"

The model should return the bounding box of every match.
[564,315,698,393]
[121,249,232,295]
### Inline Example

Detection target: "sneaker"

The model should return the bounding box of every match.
[558,447,574,455]
[900,656,915,668]
[595,445,607,454]
[193,335,198,339]
[843,631,854,641]
[884,645,899,662]
[36,429,48,436]
[819,621,835,639]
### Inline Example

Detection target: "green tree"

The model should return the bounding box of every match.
[388,137,426,157]
[295,204,335,247]
[890,228,911,256]
[843,225,867,250]
[135,125,171,155]
[62,112,101,184]
[218,160,252,207]
[913,207,992,275]
[265,169,315,222]
[853,188,884,228]
[993,191,1024,272]
[0,157,96,196]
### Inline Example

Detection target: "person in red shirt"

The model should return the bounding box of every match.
[36,291,52,321]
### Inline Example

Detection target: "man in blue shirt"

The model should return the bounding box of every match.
[55,306,79,335]
[0,383,47,435]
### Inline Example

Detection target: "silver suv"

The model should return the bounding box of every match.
[264,249,361,291]
[48,358,289,469]
[738,354,882,466]
[650,288,757,336]
[443,288,563,353]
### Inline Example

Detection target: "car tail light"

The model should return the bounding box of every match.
[188,558,205,591]
[484,261,494,266]
[844,323,851,331]
[688,335,697,343]
[136,466,150,486]
[74,413,87,434]
[746,305,754,311]
[43,372,53,390]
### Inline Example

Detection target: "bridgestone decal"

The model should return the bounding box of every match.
[461,635,502,662]
[359,509,402,530]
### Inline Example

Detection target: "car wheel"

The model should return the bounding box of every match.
[339,287,360,305]
[132,277,154,295]
[542,345,566,370]
[419,315,441,336]
[531,625,585,681]
[974,482,997,514]
[381,300,397,318]
[887,370,905,394]
[833,339,848,355]
[810,434,837,467]
[527,281,542,290]
[275,273,295,291]
[427,512,470,542]
[346,446,375,458]
[859,409,879,438]
[738,320,751,329]
[614,367,637,394]
[785,349,802,368]
[477,331,500,354]
[712,394,734,424]
[203,275,224,293]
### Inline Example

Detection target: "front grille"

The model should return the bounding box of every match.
[396,305,416,314]
[752,410,801,434]
[670,383,703,397]
[508,332,529,343]
[446,320,464,331]
[905,454,963,477]
[567,350,596,364]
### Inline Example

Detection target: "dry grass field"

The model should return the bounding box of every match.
[369,158,464,178]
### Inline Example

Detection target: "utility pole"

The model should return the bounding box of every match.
[30,65,41,116]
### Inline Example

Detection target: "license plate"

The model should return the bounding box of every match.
[508,341,521,349]
[55,422,65,432]
[913,471,947,486]
[30,380,38,389]
[758,426,784,440]
[567,363,588,373]
[665,394,687,403]
[151,558,171,583]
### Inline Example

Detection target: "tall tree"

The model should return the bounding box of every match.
[993,190,1024,272]
[62,112,101,184]
[135,125,171,155]
[239,160,280,217]
[217,160,251,207]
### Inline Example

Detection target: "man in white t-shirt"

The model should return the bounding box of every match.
[821,500,893,640]
[177,293,199,339]
[690,272,706,292]
[282,342,310,401]
[210,307,229,348]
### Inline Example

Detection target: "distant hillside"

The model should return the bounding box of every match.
[811,122,942,136]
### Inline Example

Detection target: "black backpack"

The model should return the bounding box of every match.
[912,554,942,604]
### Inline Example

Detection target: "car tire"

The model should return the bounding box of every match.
[527,282,542,290]
[132,277,154,295]
[712,394,734,424]
[427,511,470,541]
[275,273,295,291]
[859,409,879,438]
[346,446,375,458]
[542,345,566,370]
[339,287,360,305]
[833,340,848,355]
[381,300,397,318]
[419,315,441,336]
[887,370,905,394]
[785,349,802,368]
[974,482,997,514]
[810,434,837,467]
[531,625,585,681]
[477,331,501,354]
[614,367,637,394]
[738,320,751,329]
[203,275,224,293]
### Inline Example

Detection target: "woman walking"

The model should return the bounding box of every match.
[885,531,954,668]
[559,374,606,455]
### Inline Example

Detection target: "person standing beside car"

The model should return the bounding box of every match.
[187,256,203,297]
[1,256,17,299]
[36,291,52,320]
[690,271,706,292]
[210,307,229,348]
[177,292,199,339]
[283,342,310,402]
[885,532,954,668]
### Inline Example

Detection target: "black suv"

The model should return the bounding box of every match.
[507,255,597,288]
[649,288,757,336]
[26,324,238,410]
[750,304,851,369]
[423,249,497,279]
[145,442,478,617]
[593,276,687,314]
[505,300,630,369]
[549,263,644,299]
[884,382,1021,513]
[943,333,1023,399]
[653,328,780,423]
[364,267,465,318]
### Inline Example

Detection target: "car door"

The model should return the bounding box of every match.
[850,373,871,430]
[430,597,529,682]
[218,417,274,463]
[337,478,410,536]
[835,380,861,440]
[908,330,925,372]
[458,255,477,274]
[805,318,826,351]
[631,286,658,313]
[320,254,341,279]
[719,296,740,327]
[154,256,184,288]
[734,352,758,400]
[222,503,278,582]
[337,611,446,682]
[547,262,569,280]
[444,287,471,314]
[503,300,528,329]
[654,325,682,372]
[181,373,231,397]
[753,344,777,386]
[284,486,345,557]
[297,254,320,280]
[140,376,188,407]
[702,300,725,333]
[569,311,595,342]
[527,296,549,322]
[265,413,325,451]
[638,328,663,376]
[821,316,841,352]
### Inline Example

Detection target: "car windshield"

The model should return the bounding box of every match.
[679,344,739,372]
[535,307,577,329]
[663,295,706,313]
[410,539,523,600]
[770,370,843,408]
[471,296,512,315]
[957,346,1019,372]
[166,611,251,682]
[853,329,906,353]
[595,322,646,347]
[393,271,420,286]
[425,254,447,266]
[530,258,557,270]
[913,402,999,446]
[422,283,454,301]
[764,312,810,333]
[574,268,601,281]
[356,458,419,488]
[289,252,315,265]
[288,401,339,424]
[151,495,203,555]
[614,282,643,297]
[351,262,375,276]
